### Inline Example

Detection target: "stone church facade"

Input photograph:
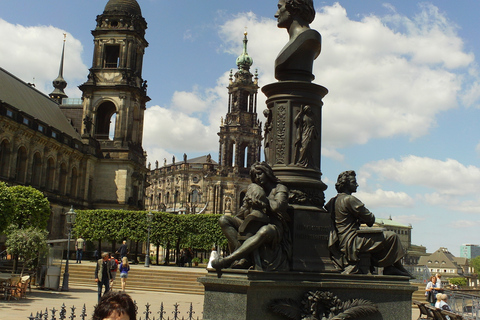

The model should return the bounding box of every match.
[145,32,263,216]
[0,0,149,238]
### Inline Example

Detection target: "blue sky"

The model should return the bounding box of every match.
[1,0,480,256]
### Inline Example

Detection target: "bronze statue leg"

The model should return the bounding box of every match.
[212,225,276,270]
[218,215,243,253]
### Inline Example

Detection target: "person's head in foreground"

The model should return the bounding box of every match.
[92,291,136,320]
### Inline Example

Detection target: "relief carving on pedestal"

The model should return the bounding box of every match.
[270,290,379,320]
[275,104,286,164]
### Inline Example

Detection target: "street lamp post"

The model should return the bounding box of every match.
[61,205,76,291]
[145,211,153,267]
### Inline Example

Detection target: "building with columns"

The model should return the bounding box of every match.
[0,0,149,238]
[145,32,262,216]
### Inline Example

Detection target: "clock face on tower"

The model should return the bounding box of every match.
[192,175,199,183]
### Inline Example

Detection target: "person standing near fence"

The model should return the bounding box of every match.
[119,256,130,292]
[95,252,112,301]
[425,275,439,306]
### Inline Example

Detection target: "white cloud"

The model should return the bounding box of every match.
[356,189,414,208]
[363,156,480,196]
[450,219,480,229]
[321,147,344,162]
[0,18,87,98]
[394,214,425,225]
[171,88,208,115]
[314,3,470,148]
[143,105,220,164]
[362,156,480,214]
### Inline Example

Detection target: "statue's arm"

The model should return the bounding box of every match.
[268,184,289,215]
[348,196,375,227]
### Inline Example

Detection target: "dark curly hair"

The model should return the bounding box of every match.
[92,291,137,320]
[286,0,316,24]
[335,170,356,193]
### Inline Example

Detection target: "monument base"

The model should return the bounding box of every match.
[199,270,416,320]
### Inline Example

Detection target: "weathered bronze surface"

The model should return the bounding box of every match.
[274,0,321,82]
[212,162,291,272]
[326,170,413,277]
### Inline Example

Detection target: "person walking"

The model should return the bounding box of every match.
[75,236,85,263]
[119,256,130,292]
[95,252,112,301]
[109,253,119,290]
[116,240,129,259]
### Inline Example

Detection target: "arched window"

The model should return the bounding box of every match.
[95,101,117,140]
[45,157,55,190]
[31,152,42,186]
[58,163,67,194]
[0,139,11,177]
[15,147,27,183]
[70,167,78,198]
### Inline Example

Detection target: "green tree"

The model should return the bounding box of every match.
[8,185,50,229]
[471,256,480,277]
[6,227,48,275]
[449,277,467,287]
[0,181,14,233]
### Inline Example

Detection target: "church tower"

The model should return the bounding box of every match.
[79,0,149,209]
[218,32,262,175]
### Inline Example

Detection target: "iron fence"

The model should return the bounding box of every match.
[29,301,202,320]
[447,290,480,320]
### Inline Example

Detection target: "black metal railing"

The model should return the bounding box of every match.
[29,302,202,320]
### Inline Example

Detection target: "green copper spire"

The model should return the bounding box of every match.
[236,31,253,71]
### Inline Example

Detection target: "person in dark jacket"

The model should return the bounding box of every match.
[95,252,112,301]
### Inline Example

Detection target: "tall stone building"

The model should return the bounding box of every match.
[0,0,149,238]
[145,32,262,215]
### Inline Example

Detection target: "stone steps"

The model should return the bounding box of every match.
[62,262,206,295]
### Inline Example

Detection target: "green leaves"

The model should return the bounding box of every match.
[7,185,50,229]
[5,226,48,275]
[470,256,480,277]
[0,182,14,233]
[73,210,227,250]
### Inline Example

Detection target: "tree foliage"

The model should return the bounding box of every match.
[470,256,480,277]
[6,226,48,275]
[448,277,467,287]
[74,210,227,251]
[8,185,50,229]
[0,181,14,233]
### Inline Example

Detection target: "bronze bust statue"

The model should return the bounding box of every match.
[274,0,321,82]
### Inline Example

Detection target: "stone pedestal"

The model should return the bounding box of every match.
[199,270,416,320]
[262,81,334,272]
[262,81,328,206]
[291,206,336,272]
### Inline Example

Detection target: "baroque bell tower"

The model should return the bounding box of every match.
[79,0,150,209]
[218,32,262,175]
